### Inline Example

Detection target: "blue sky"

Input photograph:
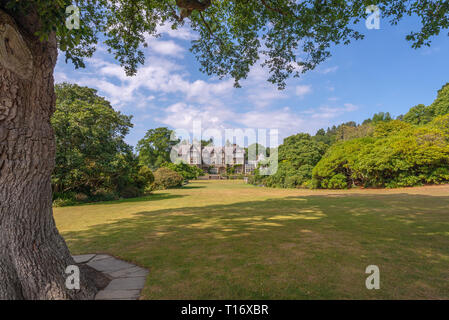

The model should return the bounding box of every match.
[55,14,449,148]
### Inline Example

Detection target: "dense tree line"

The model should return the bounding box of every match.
[52,84,196,205]
[54,82,449,202]
[252,83,449,189]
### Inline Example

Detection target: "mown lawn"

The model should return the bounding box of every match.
[54,181,449,299]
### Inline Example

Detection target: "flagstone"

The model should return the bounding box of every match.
[73,254,148,300]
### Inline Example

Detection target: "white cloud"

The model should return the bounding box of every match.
[55,30,357,144]
[236,107,306,131]
[320,66,339,74]
[242,63,288,108]
[247,88,287,108]
[343,103,359,112]
[157,102,334,143]
[148,39,185,57]
[54,71,69,83]
[295,85,312,97]
[156,23,197,41]
[184,79,234,105]
[75,54,235,109]
[308,103,359,119]
[157,102,234,131]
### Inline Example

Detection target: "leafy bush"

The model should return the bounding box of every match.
[74,193,89,202]
[247,175,262,185]
[327,174,349,189]
[226,164,243,175]
[119,185,143,199]
[153,167,184,190]
[161,162,204,180]
[54,192,89,205]
[426,167,449,184]
[313,120,449,189]
[90,188,119,202]
[52,192,77,207]
[136,165,155,188]
[52,198,78,207]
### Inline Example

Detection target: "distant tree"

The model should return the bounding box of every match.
[262,133,327,188]
[246,143,267,162]
[363,112,393,125]
[403,104,432,125]
[137,128,180,169]
[200,138,214,148]
[430,83,449,116]
[404,83,449,124]
[316,121,363,145]
[313,128,333,145]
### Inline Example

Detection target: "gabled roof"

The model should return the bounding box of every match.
[175,144,201,156]
[177,144,246,158]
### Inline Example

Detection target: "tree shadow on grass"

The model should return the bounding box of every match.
[180,185,207,189]
[64,193,449,251]
[62,192,449,299]
[74,193,185,207]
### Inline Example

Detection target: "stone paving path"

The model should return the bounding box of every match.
[73,254,149,300]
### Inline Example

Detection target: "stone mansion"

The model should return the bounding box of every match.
[172,143,266,175]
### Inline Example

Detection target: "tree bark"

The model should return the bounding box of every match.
[0,9,97,299]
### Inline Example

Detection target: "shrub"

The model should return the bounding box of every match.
[153,167,184,190]
[161,162,204,180]
[90,188,119,202]
[327,174,349,189]
[53,198,77,207]
[247,175,258,185]
[136,165,155,188]
[426,167,449,184]
[52,192,77,207]
[74,193,89,202]
[313,120,449,189]
[385,174,423,188]
[119,185,143,199]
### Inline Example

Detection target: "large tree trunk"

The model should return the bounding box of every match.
[0,9,97,299]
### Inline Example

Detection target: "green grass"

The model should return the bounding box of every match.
[54,181,449,299]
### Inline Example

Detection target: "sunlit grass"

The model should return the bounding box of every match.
[54,181,449,299]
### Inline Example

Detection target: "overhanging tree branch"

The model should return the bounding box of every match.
[198,11,215,38]
[260,0,292,17]
[176,0,212,20]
